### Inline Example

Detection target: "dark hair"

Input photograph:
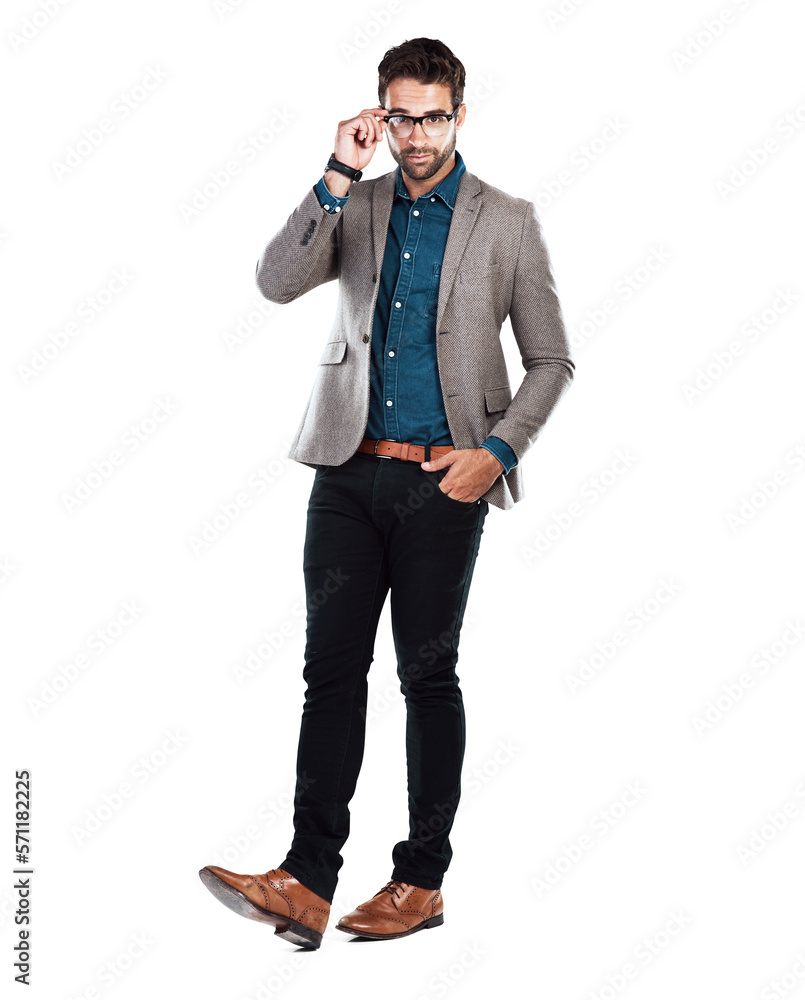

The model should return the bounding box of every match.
[377,37,465,111]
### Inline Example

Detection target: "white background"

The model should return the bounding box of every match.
[3,1,804,997]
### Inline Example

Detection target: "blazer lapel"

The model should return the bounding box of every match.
[437,170,482,329]
[371,170,396,277]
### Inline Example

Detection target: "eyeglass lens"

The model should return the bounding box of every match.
[387,116,452,138]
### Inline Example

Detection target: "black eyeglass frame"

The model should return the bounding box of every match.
[380,106,460,134]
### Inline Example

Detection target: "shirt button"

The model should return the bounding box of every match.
[430,197,435,201]
[386,400,393,406]
[395,302,401,308]
[334,206,341,212]
[403,252,410,259]
[413,210,420,216]
[388,350,395,357]
[323,204,330,210]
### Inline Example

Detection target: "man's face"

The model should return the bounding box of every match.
[382,78,465,180]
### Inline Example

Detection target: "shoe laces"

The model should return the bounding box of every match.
[378,878,408,899]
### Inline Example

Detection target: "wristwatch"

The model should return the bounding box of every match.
[325,153,362,182]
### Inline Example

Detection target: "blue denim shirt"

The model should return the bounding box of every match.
[314,150,517,475]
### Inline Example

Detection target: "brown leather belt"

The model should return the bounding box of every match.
[356,437,454,463]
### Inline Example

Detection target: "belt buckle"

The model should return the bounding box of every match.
[373,438,392,459]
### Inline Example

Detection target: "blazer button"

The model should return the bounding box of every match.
[372,273,377,282]
[361,333,369,343]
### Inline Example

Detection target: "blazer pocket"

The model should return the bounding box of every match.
[484,385,512,413]
[318,339,347,364]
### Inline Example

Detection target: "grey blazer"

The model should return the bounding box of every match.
[255,164,575,510]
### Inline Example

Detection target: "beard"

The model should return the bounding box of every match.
[391,130,457,180]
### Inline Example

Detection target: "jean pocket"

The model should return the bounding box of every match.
[432,469,480,508]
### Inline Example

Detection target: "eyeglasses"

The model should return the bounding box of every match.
[380,107,460,138]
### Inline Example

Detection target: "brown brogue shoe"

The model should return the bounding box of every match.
[198,865,330,949]
[336,878,444,940]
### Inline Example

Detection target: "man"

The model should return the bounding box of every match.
[199,37,574,949]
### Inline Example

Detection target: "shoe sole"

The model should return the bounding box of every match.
[198,867,323,950]
[335,912,444,940]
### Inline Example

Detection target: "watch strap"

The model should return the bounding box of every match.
[326,154,362,182]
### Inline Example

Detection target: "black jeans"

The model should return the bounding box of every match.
[279,449,489,903]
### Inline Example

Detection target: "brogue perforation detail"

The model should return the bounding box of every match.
[355,905,410,929]
[249,876,272,912]
[267,873,297,918]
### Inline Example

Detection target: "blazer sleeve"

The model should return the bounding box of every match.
[255,183,344,304]
[486,200,575,463]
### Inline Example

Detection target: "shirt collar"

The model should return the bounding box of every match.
[394,149,466,209]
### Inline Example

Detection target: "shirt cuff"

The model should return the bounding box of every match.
[314,175,349,215]
[480,437,518,476]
